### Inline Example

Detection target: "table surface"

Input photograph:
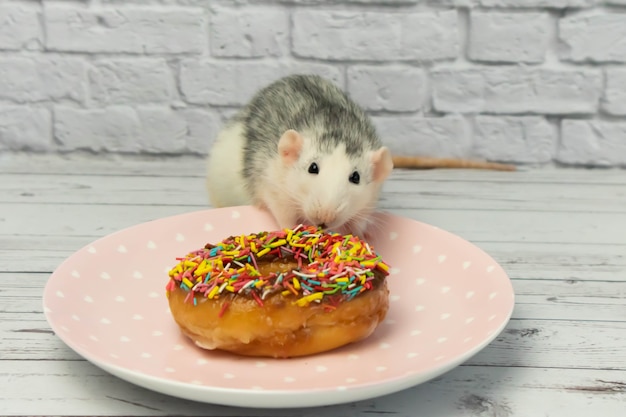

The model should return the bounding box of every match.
[2,153,625,416]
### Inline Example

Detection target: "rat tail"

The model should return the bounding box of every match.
[391,155,516,171]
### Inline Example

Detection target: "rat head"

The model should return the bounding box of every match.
[276,129,393,234]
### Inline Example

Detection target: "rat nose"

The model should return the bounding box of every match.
[318,223,327,229]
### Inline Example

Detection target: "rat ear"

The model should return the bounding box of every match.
[371,147,393,183]
[278,129,304,166]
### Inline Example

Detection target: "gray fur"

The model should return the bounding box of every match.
[233,74,382,189]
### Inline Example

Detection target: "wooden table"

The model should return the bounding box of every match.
[2,153,625,416]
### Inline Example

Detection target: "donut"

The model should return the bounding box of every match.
[165,224,391,358]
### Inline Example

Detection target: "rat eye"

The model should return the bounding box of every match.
[308,162,319,174]
[349,171,360,184]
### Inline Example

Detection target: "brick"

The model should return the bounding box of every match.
[0,57,85,103]
[372,115,470,157]
[469,11,550,63]
[0,106,52,151]
[474,116,555,163]
[431,67,601,114]
[45,5,206,54]
[603,68,626,116]
[558,120,626,166]
[292,10,458,61]
[88,59,175,105]
[347,66,427,112]
[0,3,42,50]
[210,8,288,58]
[559,12,626,63]
[180,60,343,106]
[54,106,222,154]
[435,0,596,6]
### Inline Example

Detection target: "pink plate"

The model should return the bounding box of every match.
[43,206,514,408]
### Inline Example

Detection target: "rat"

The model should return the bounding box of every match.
[206,74,515,237]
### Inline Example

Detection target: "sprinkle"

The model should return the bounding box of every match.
[218,302,229,318]
[165,224,391,314]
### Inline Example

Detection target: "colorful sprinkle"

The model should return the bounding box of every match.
[166,225,391,314]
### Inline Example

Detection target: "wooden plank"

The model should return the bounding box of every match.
[1,360,625,416]
[5,272,626,322]
[2,203,625,245]
[4,173,626,213]
[2,153,626,185]
[4,238,624,283]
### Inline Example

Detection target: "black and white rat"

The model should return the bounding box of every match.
[206,74,514,237]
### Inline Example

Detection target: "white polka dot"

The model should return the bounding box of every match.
[435,355,446,361]
[231,210,241,219]
[462,261,471,269]
[379,342,391,349]
[441,286,451,294]
[71,314,80,321]
[488,314,497,321]
[133,271,143,279]
[197,358,208,365]
[140,352,151,358]
[348,354,359,360]
[165,367,175,373]
[224,373,235,379]
[132,314,143,320]
[71,270,80,278]
[117,245,127,253]
[390,295,400,302]
[489,292,497,300]
[464,337,473,343]
[190,380,203,385]
[415,305,425,312]
[316,365,328,372]
[255,361,267,367]
[376,366,387,372]
[438,254,447,263]
[175,233,185,242]
[204,223,214,231]
[384,318,396,325]
[486,265,495,273]
[466,317,475,324]
[100,272,110,280]
[110,353,119,359]
[390,267,400,275]
[437,337,447,343]
[412,245,422,254]
[43,306,52,314]
[87,246,96,254]
[120,336,130,342]
[416,278,426,285]
[336,386,347,391]
[60,326,69,332]
[410,329,422,336]
[407,352,419,359]
[440,313,451,320]
[466,291,475,299]
[147,241,157,249]
[100,318,111,325]
[152,331,163,336]
[486,329,495,336]
[346,378,357,383]
[115,295,125,302]
[148,292,159,298]
[389,232,398,240]
[89,335,98,342]
[284,376,295,383]
[56,290,64,298]
[173,344,184,351]
[84,295,93,303]
[251,386,263,391]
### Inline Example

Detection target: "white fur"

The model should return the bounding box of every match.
[206,122,251,207]
[206,125,390,237]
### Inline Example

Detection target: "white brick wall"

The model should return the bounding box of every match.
[1,1,626,167]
